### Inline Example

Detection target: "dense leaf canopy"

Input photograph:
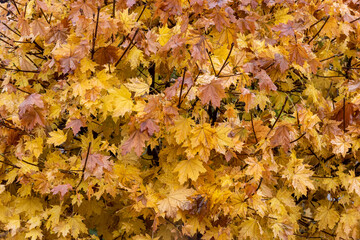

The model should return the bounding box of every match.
[0,0,360,239]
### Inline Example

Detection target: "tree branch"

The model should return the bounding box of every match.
[266,96,288,138]
[91,7,101,60]
[308,16,329,44]
[217,42,234,76]
[76,142,92,189]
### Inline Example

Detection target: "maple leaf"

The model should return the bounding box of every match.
[47,129,67,146]
[169,116,193,144]
[332,102,355,130]
[65,117,86,135]
[140,119,160,136]
[19,94,46,130]
[25,227,43,240]
[314,204,340,230]
[173,158,207,184]
[157,188,195,218]
[83,153,113,179]
[198,79,226,107]
[121,129,150,156]
[282,156,315,195]
[51,184,73,198]
[255,69,277,92]
[124,78,150,97]
[331,136,351,157]
[239,218,263,240]
[93,46,119,65]
[66,215,87,238]
[245,157,264,181]
[103,86,133,117]
[289,43,309,66]
[270,124,294,152]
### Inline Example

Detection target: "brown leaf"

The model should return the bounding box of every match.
[65,118,86,135]
[19,94,46,130]
[289,43,309,66]
[270,124,294,152]
[332,101,356,130]
[93,46,119,65]
[198,79,226,107]
[140,119,160,136]
[255,70,277,92]
[121,129,150,156]
[83,153,113,179]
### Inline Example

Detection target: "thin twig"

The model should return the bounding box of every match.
[266,96,288,138]
[206,48,216,75]
[308,16,329,44]
[115,29,139,67]
[11,0,20,14]
[91,7,101,60]
[0,66,39,73]
[350,17,360,23]
[290,132,306,143]
[76,142,92,189]
[0,153,20,169]
[217,42,234,76]
[177,68,187,108]
[250,112,258,144]
[179,71,201,106]
[40,8,50,24]
[112,0,116,18]
[343,97,346,132]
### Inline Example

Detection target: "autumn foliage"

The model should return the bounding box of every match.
[1,0,360,239]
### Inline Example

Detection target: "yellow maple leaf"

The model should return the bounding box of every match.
[239,218,263,240]
[25,137,43,158]
[173,157,207,184]
[66,215,87,238]
[282,153,315,195]
[274,8,294,24]
[314,203,340,230]
[124,77,150,97]
[102,85,133,117]
[157,188,194,218]
[245,157,264,181]
[25,227,43,240]
[53,220,71,237]
[190,123,216,149]
[214,124,234,154]
[47,129,67,146]
[331,136,351,157]
[158,24,171,46]
[169,116,193,144]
